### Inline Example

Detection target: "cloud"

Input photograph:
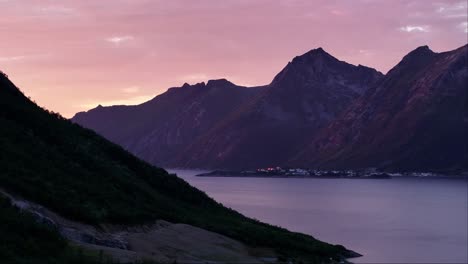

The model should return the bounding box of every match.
[399,25,430,33]
[106,36,134,45]
[0,55,26,62]
[459,22,468,33]
[358,49,373,56]
[0,54,50,63]
[121,86,140,93]
[435,1,467,19]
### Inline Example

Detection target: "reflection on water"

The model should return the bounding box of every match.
[169,169,468,264]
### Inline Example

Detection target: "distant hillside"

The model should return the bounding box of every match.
[73,48,382,169]
[73,79,262,166]
[0,71,351,263]
[292,45,468,172]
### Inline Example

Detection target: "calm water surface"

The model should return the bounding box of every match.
[169,169,468,264]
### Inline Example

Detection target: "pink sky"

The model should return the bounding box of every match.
[0,0,466,117]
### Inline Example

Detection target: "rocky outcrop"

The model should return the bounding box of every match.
[0,189,276,263]
[1,189,129,250]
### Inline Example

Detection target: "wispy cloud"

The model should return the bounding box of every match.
[121,86,140,94]
[358,49,374,56]
[399,25,430,33]
[106,36,134,45]
[1,0,466,118]
[435,1,467,19]
[0,55,26,62]
[0,54,50,63]
[459,22,468,33]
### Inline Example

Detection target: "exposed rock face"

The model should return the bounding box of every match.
[0,189,275,264]
[291,45,468,171]
[1,189,129,250]
[73,48,382,169]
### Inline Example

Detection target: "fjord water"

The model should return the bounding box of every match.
[169,169,468,263]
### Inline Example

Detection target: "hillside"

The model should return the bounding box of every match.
[0,195,114,264]
[0,71,352,263]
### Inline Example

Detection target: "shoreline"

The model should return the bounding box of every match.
[195,170,467,179]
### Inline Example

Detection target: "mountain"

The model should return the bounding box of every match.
[74,79,262,166]
[291,45,468,172]
[0,71,353,263]
[176,48,382,169]
[73,48,382,169]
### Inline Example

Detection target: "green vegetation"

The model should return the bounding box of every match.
[0,73,348,263]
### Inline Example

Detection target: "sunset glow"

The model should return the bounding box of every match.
[1,0,466,117]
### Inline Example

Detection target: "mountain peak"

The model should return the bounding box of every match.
[180,82,206,89]
[411,45,433,54]
[403,45,434,60]
[307,47,327,54]
[206,78,235,87]
[271,47,354,85]
[388,45,436,75]
[292,47,335,63]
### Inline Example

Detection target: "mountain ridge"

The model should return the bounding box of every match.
[74,47,383,169]
[290,44,468,171]
[73,45,466,172]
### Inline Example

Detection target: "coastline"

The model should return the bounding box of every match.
[195,169,467,179]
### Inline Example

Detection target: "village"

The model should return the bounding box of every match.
[197,167,394,179]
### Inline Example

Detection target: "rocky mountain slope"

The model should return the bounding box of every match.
[74,48,382,169]
[291,45,468,172]
[176,48,382,169]
[0,71,353,263]
[73,79,262,166]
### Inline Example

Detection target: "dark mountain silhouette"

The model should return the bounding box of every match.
[175,48,383,169]
[74,79,262,165]
[74,48,382,169]
[291,45,468,172]
[0,71,352,262]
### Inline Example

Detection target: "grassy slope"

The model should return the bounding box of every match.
[0,72,347,263]
[0,196,117,264]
